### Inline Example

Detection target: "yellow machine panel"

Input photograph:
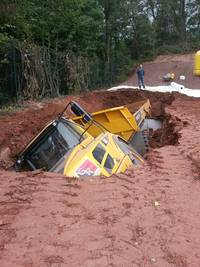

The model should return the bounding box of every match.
[194,51,200,76]
[63,132,143,178]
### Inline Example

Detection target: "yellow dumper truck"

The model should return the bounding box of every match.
[15,100,153,178]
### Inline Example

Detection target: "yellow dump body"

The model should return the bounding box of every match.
[194,51,200,76]
[72,99,151,142]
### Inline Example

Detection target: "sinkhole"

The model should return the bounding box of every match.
[0,90,184,178]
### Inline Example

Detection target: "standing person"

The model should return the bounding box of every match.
[137,64,145,89]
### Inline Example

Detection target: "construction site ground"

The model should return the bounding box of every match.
[0,54,200,267]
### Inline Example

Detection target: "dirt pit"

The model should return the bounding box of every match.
[0,89,200,267]
[0,90,178,169]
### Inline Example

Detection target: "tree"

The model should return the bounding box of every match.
[1,0,200,106]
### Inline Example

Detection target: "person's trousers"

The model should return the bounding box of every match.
[138,77,145,88]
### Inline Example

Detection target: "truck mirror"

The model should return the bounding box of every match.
[70,101,92,123]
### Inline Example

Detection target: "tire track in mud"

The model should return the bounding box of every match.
[0,143,200,266]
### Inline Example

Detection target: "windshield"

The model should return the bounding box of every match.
[25,120,85,171]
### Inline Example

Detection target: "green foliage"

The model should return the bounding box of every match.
[0,90,9,107]
[15,0,104,54]
[0,0,200,107]
[132,15,156,59]
[0,33,10,46]
[0,36,19,107]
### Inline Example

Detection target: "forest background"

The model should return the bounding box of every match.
[0,0,199,106]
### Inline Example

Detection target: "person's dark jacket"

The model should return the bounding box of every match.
[137,67,144,78]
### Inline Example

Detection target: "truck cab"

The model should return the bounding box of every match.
[15,113,143,178]
[15,102,143,178]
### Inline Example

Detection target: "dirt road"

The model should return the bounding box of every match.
[0,55,200,267]
[125,54,200,89]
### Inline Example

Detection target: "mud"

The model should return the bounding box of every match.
[0,55,200,266]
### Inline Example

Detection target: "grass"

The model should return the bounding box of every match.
[0,101,28,115]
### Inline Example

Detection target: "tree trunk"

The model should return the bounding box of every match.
[180,0,187,41]
[104,0,112,84]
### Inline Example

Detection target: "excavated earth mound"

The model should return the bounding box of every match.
[0,88,200,267]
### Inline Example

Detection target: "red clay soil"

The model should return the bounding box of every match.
[125,54,200,89]
[0,55,200,267]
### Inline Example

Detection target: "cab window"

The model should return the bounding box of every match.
[113,135,141,165]
[92,144,106,164]
[104,154,114,173]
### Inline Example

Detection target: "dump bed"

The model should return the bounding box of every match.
[72,99,151,142]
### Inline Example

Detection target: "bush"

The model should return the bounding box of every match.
[157,43,197,55]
